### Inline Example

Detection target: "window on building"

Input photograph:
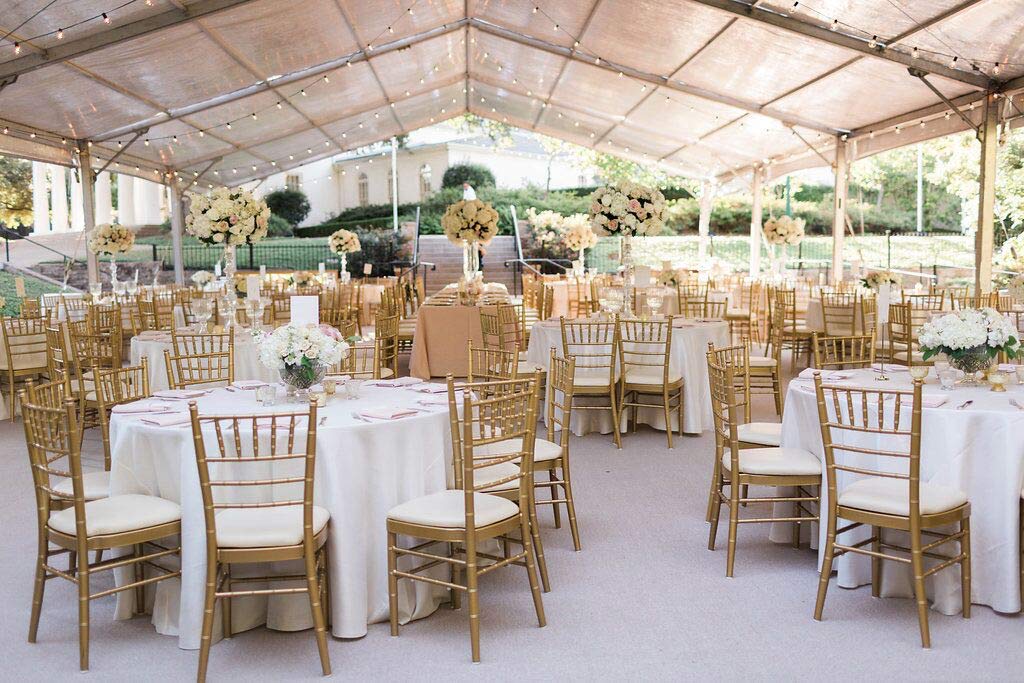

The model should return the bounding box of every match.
[419,164,432,197]
[285,174,301,191]
[357,173,369,207]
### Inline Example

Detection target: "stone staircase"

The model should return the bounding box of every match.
[417,235,519,295]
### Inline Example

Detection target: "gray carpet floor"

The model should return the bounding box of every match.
[2,370,1022,681]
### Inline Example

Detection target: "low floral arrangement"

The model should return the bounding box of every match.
[993,234,1024,286]
[561,213,598,251]
[87,223,135,255]
[191,270,215,287]
[525,208,563,248]
[658,270,681,287]
[762,215,805,246]
[185,187,271,246]
[702,257,734,279]
[918,308,1020,364]
[255,323,348,376]
[588,182,667,237]
[232,273,249,298]
[1008,273,1024,301]
[442,199,499,244]
[328,228,361,255]
[287,271,318,289]
[861,270,903,290]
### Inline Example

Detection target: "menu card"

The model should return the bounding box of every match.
[290,295,319,326]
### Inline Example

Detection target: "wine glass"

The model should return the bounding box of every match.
[89,282,102,301]
[646,288,666,317]
[126,279,139,296]
[192,297,212,332]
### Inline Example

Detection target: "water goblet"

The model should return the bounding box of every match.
[938,368,957,391]
[1015,365,1024,385]
[322,378,337,396]
[346,379,363,400]
[646,288,665,317]
[89,283,102,300]
[256,384,276,407]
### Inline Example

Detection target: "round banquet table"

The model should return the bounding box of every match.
[130,329,279,391]
[775,366,1024,615]
[108,382,454,648]
[525,317,730,434]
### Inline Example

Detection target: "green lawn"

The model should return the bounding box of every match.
[0,270,63,317]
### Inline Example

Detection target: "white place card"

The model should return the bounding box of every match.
[634,266,651,288]
[259,264,266,276]
[318,262,326,275]
[214,261,222,277]
[14,276,25,297]
[363,263,372,275]
[246,275,260,299]
[290,295,319,326]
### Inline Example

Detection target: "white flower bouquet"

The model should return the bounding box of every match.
[287,271,318,289]
[442,199,499,244]
[918,308,1020,368]
[255,323,348,389]
[762,215,805,246]
[185,187,271,246]
[525,208,563,248]
[191,270,215,287]
[561,213,599,251]
[658,269,681,287]
[861,270,903,290]
[87,223,135,255]
[328,228,361,255]
[1008,273,1024,301]
[588,182,667,237]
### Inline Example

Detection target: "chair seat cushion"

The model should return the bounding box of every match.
[476,436,562,463]
[748,355,777,368]
[517,360,546,376]
[623,367,682,386]
[49,494,181,537]
[214,505,330,548]
[52,470,110,501]
[573,370,617,387]
[721,447,820,476]
[726,308,750,319]
[839,477,967,516]
[737,422,782,447]
[475,461,521,492]
[387,490,519,529]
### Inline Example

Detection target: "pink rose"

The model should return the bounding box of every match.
[607,219,618,230]
[318,324,342,341]
[628,199,641,212]
[229,215,239,224]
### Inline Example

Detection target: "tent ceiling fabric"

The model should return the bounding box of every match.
[1,0,1022,189]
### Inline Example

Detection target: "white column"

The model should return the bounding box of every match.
[31,162,50,233]
[70,169,84,231]
[50,165,69,233]
[169,184,187,286]
[832,138,849,284]
[117,173,136,225]
[749,168,763,276]
[976,92,998,293]
[133,178,163,225]
[78,143,99,284]
[697,179,715,264]
[95,171,113,224]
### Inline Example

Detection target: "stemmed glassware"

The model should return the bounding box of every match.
[646,287,666,318]
[192,297,213,332]
[245,297,266,331]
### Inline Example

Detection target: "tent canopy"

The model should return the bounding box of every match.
[1,0,1022,189]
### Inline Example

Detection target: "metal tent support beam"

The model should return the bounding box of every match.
[391,136,399,232]
[77,143,99,284]
[749,168,763,276]
[169,184,187,286]
[832,138,848,284]
[976,93,998,292]
[698,180,716,264]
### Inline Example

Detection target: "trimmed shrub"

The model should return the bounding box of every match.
[264,189,311,226]
[441,163,495,189]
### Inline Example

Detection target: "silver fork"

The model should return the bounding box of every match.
[1010,399,1024,411]
[956,400,974,410]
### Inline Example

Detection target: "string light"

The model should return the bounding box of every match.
[14,43,21,55]
[56,28,64,40]
[102,13,110,24]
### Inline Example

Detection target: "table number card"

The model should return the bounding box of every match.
[14,276,25,297]
[363,263,372,275]
[290,295,319,326]
[246,275,260,299]
[634,266,652,288]
[259,265,267,276]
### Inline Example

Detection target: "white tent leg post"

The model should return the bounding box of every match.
[78,143,99,286]
[31,163,50,233]
[975,93,998,294]
[391,136,399,233]
[749,168,763,276]
[831,138,848,284]
[169,184,187,286]
[698,179,715,265]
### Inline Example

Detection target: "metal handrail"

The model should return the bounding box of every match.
[503,257,573,295]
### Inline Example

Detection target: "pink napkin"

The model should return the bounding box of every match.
[898,394,948,408]
[798,368,853,381]
[230,380,268,390]
[153,389,209,399]
[139,412,191,427]
[111,400,172,414]
[372,377,423,388]
[413,384,449,394]
[136,331,170,342]
[358,407,419,420]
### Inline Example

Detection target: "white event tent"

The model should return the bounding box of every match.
[1,0,1022,288]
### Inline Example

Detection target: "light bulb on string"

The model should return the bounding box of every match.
[830,19,838,31]
[912,47,919,59]
[14,43,21,55]
[102,13,110,24]
[57,28,64,40]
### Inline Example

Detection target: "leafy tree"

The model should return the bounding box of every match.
[0,155,32,228]
[264,188,310,226]
[453,114,515,148]
[442,163,495,189]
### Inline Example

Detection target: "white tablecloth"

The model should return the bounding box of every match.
[108,383,454,648]
[776,367,1024,614]
[130,330,278,391]
[525,318,730,434]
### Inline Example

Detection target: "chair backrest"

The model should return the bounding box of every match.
[903,293,944,310]
[94,360,151,469]
[19,297,45,320]
[45,323,74,382]
[545,348,575,449]
[812,375,924,519]
[479,304,520,351]
[374,312,400,378]
[821,292,859,336]
[618,318,673,384]
[560,317,618,388]
[703,299,727,319]
[467,342,517,383]
[707,341,753,422]
[86,302,123,333]
[21,393,86,540]
[188,402,319,552]
[812,332,876,369]
[773,289,800,332]
[704,349,743,468]
[137,296,174,331]
[2,316,49,373]
[270,293,292,325]
[165,331,234,388]
[378,285,400,317]
[860,295,878,334]
[888,302,915,349]
[61,295,88,320]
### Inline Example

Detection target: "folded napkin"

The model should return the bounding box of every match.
[139,412,191,427]
[372,377,423,388]
[230,380,268,390]
[153,389,210,399]
[872,363,908,372]
[417,397,448,407]
[255,415,307,430]
[998,363,1019,372]
[413,384,449,394]
[798,368,853,381]
[111,400,172,414]
[898,394,948,408]
[357,407,419,420]
[136,331,170,342]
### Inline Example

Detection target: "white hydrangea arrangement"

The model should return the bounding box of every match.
[287,271,318,288]
[328,228,361,255]
[255,323,348,372]
[918,307,1020,362]
[588,182,667,237]
[561,213,599,251]
[441,199,500,244]
[185,187,271,246]
[861,270,903,290]
[191,270,215,287]
[87,223,135,255]
[525,208,563,247]
[762,215,805,246]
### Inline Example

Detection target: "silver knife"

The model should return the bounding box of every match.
[956,400,973,410]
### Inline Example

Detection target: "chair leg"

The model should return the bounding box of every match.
[909,530,932,648]
[449,541,462,611]
[520,515,546,629]
[28,539,47,643]
[725,491,740,577]
[705,456,721,523]
[608,386,622,449]
[466,544,481,663]
[663,388,673,449]
[562,460,582,551]
[134,543,146,615]
[77,560,90,671]
[221,564,231,638]
[871,527,882,598]
[772,370,783,416]
[197,560,218,683]
[528,490,551,593]
[960,517,972,619]
[388,533,400,631]
[304,549,331,676]
[548,470,561,528]
[814,512,837,621]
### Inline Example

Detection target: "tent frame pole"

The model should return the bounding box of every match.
[749,168,763,277]
[77,142,99,285]
[832,138,848,284]
[975,92,998,293]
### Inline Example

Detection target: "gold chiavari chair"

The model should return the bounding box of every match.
[703,298,728,319]
[811,375,971,648]
[61,294,88,321]
[68,320,123,435]
[903,292,945,310]
[560,317,622,449]
[536,282,554,321]
[726,280,759,342]
[2,316,52,419]
[481,304,543,377]
[23,393,181,671]
[951,292,994,310]
[536,348,582,549]
[467,342,517,383]
[45,322,75,386]
[773,288,814,370]
[706,341,782,445]
[137,296,174,331]
[19,297,45,319]
[188,402,330,681]
[94,360,151,472]
[859,295,889,362]
[566,278,591,318]
[888,302,930,367]
[617,317,683,449]
[387,376,545,662]
[374,312,400,378]
[679,295,707,318]
[820,292,860,336]
[811,332,876,369]
[269,292,292,326]
[164,331,234,389]
[705,351,820,577]
[378,284,400,317]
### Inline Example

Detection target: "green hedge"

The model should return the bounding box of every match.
[295,215,412,238]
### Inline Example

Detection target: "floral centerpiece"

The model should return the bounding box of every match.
[919,308,1020,384]
[87,223,135,286]
[442,199,499,278]
[232,273,249,298]
[561,213,598,277]
[525,208,563,249]
[287,271,318,289]
[861,270,903,290]
[658,269,681,287]
[191,270,215,288]
[328,228,361,279]
[186,187,271,286]
[762,214,804,276]
[255,323,348,398]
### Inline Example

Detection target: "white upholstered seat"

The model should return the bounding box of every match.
[214,505,330,548]
[748,355,777,368]
[838,477,967,516]
[517,360,546,376]
[387,490,519,528]
[48,494,181,536]
[476,436,562,463]
[721,447,820,476]
[737,422,782,447]
[623,367,682,385]
[52,470,110,501]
